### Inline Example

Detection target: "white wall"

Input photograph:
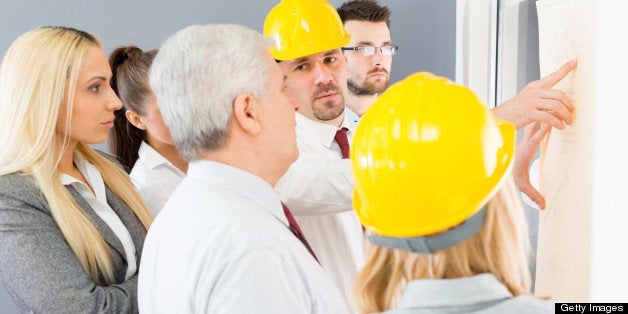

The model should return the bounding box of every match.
[591,0,628,302]
[456,0,497,107]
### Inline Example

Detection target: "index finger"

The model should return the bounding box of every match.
[535,58,578,88]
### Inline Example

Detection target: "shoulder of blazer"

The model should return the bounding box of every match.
[0,173,49,211]
[0,152,124,211]
[96,150,126,169]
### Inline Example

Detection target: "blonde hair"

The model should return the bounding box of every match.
[0,27,152,285]
[354,177,531,313]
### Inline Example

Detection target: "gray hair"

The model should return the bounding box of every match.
[150,24,273,161]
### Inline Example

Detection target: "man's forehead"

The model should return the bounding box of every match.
[288,48,342,65]
[345,20,391,38]
[351,39,393,46]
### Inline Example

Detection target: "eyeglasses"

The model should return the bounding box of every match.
[341,45,399,56]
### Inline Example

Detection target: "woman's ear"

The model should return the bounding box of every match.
[125,110,145,130]
[232,93,261,134]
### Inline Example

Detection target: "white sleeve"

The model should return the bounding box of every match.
[275,153,354,216]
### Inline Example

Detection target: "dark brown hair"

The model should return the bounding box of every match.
[337,0,391,28]
[108,46,157,172]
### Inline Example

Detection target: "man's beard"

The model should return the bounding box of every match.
[347,69,389,96]
[310,82,345,121]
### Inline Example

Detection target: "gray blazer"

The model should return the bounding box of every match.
[0,172,147,313]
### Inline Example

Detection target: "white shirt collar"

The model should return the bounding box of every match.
[295,112,355,149]
[186,160,288,227]
[137,141,185,176]
[344,106,360,124]
[60,152,106,201]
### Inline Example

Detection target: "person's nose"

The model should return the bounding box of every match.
[371,48,385,66]
[108,89,123,111]
[313,61,333,86]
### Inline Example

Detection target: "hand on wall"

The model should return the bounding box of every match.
[493,59,577,130]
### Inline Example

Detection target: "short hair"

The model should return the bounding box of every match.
[337,0,391,28]
[150,24,273,161]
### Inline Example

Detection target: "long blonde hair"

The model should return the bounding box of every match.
[354,177,531,313]
[0,26,152,285]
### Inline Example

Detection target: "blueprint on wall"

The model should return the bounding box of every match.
[535,0,596,302]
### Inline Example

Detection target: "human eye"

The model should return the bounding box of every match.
[294,63,310,71]
[324,56,337,64]
[89,84,101,93]
[357,46,375,56]
[383,45,398,55]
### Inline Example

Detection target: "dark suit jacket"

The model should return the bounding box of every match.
[0,172,147,313]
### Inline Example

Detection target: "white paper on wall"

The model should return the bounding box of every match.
[535,0,596,302]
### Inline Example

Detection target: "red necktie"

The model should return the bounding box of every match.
[282,203,319,262]
[333,129,366,232]
[334,127,350,159]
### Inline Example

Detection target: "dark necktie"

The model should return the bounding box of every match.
[333,129,366,232]
[282,202,319,262]
[334,127,350,159]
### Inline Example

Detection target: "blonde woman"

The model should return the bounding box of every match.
[351,73,554,313]
[0,27,152,312]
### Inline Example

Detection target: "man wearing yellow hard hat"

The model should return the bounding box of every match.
[265,0,363,309]
[352,72,555,313]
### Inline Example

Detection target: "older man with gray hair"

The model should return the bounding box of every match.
[138,23,348,313]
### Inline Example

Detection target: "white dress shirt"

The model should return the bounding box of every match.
[344,106,360,124]
[138,161,348,314]
[385,273,554,313]
[61,153,137,280]
[275,112,364,310]
[129,141,185,217]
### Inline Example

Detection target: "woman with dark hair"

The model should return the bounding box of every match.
[109,46,187,216]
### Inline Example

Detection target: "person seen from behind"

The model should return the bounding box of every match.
[352,72,554,313]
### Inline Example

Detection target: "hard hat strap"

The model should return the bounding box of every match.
[367,206,487,254]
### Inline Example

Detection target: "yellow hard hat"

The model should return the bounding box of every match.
[263,0,351,61]
[351,72,516,238]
